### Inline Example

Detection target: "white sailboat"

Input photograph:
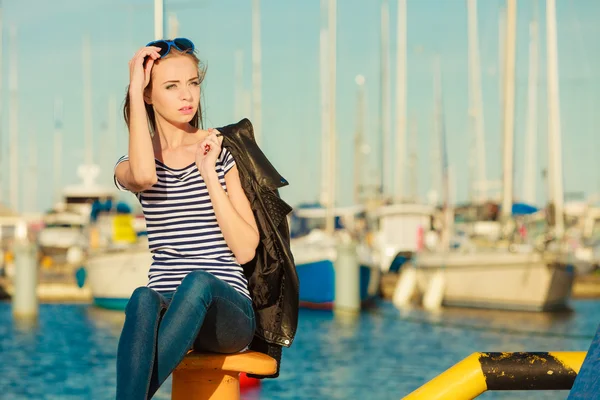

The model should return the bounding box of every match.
[84,107,149,309]
[38,36,115,264]
[372,0,436,274]
[63,33,147,310]
[290,0,380,309]
[394,0,575,312]
[85,237,151,310]
[412,250,574,311]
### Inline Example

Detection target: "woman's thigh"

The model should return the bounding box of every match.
[185,276,256,354]
[193,295,255,353]
[160,270,255,353]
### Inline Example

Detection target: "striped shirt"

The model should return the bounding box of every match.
[113,149,251,300]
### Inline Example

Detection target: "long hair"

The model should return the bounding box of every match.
[122,48,206,136]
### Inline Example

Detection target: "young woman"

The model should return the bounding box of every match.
[114,38,260,399]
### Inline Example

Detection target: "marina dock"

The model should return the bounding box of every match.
[0,277,92,303]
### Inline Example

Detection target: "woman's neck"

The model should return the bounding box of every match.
[154,116,201,150]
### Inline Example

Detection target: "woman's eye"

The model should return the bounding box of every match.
[166,84,176,89]
[191,81,200,86]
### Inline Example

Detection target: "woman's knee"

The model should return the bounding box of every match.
[178,271,222,303]
[125,287,161,315]
[179,270,219,292]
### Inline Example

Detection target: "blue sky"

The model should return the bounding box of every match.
[1,0,599,213]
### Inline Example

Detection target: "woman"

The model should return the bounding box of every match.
[114,38,260,399]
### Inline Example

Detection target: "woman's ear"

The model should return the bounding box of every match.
[143,88,152,105]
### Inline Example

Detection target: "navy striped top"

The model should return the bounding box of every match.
[113,149,251,300]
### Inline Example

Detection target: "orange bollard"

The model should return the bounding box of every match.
[172,351,276,400]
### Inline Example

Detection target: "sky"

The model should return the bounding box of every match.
[1,0,599,213]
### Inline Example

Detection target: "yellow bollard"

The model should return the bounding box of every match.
[403,352,586,399]
[172,351,277,400]
[404,353,487,399]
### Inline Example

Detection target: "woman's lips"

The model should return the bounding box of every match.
[179,106,194,114]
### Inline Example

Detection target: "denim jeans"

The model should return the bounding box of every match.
[116,270,256,400]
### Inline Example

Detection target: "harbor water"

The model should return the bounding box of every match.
[0,299,597,399]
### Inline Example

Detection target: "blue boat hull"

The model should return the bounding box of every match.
[296,259,378,309]
[92,259,379,311]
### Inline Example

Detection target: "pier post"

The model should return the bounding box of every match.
[12,221,38,319]
[334,237,360,312]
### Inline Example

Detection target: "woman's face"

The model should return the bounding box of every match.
[147,55,201,126]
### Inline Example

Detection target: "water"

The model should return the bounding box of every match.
[0,299,598,399]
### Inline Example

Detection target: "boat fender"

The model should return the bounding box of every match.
[75,267,87,288]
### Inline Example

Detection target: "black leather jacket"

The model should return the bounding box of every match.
[218,118,299,378]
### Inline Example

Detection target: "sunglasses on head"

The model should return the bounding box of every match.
[146,38,195,58]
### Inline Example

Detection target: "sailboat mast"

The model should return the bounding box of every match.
[409,118,418,202]
[82,34,94,166]
[546,0,565,238]
[167,12,179,38]
[234,50,244,121]
[26,125,37,213]
[252,0,262,145]
[354,75,366,205]
[8,25,18,212]
[380,0,391,199]
[394,0,407,203]
[498,7,506,108]
[500,0,516,221]
[319,0,330,209]
[429,73,442,206]
[154,0,164,40]
[108,94,117,185]
[523,16,538,205]
[467,0,487,203]
[434,57,450,250]
[325,0,337,235]
[0,2,3,205]
[53,97,63,203]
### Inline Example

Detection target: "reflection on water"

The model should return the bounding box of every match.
[391,303,580,341]
[12,316,40,335]
[0,299,597,399]
[85,307,125,335]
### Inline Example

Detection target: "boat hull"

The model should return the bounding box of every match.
[410,251,575,312]
[85,248,151,311]
[297,259,380,310]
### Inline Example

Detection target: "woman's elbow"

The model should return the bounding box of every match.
[236,250,256,265]
[236,235,259,264]
[133,173,158,190]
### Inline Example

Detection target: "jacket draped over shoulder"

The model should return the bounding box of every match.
[218,119,299,378]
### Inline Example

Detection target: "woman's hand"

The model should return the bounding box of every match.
[128,46,162,95]
[196,129,223,178]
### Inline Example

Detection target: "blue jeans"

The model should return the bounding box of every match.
[116,270,256,400]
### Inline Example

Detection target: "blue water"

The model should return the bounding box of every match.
[0,299,598,399]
